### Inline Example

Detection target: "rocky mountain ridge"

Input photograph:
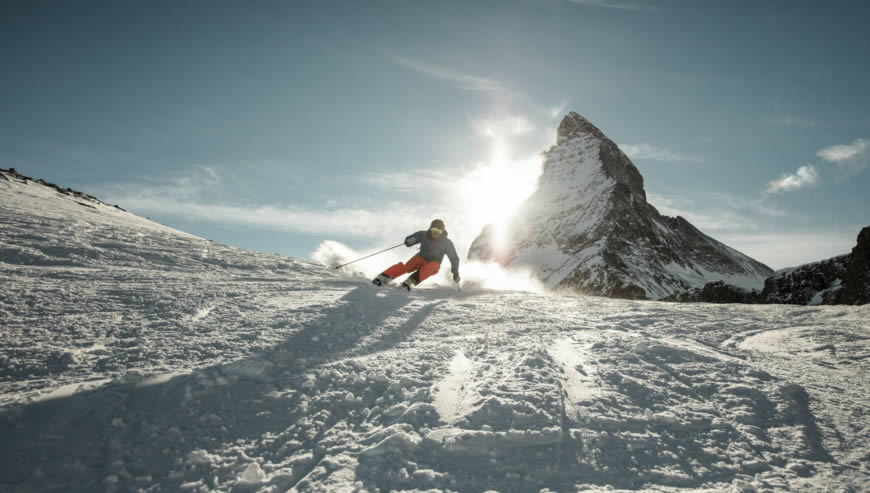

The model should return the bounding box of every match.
[670,226,869,306]
[1,168,125,211]
[760,255,851,305]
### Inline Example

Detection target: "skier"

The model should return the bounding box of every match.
[372,219,461,290]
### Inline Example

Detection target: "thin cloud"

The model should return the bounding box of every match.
[718,230,859,270]
[703,192,790,218]
[620,143,706,163]
[765,164,819,194]
[362,169,454,194]
[762,115,823,129]
[390,55,507,92]
[107,178,431,242]
[647,193,761,233]
[99,166,473,252]
[816,138,868,178]
[119,196,421,238]
[472,116,535,138]
[570,0,660,12]
[817,138,867,162]
[648,189,796,235]
[645,192,857,269]
[97,166,427,240]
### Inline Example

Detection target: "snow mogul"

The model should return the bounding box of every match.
[372,219,461,290]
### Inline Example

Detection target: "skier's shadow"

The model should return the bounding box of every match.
[0,284,433,492]
[268,284,417,361]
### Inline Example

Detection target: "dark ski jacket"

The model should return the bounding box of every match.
[405,230,460,275]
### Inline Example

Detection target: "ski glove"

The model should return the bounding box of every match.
[404,236,417,246]
[453,273,461,282]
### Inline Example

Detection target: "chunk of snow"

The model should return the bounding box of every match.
[238,463,266,484]
[359,431,422,457]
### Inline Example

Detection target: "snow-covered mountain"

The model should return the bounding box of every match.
[468,113,774,300]
[2,169,869,492]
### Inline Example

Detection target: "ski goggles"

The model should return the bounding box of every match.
[429,227,444,235]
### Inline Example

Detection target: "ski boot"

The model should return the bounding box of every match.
[401,272,420,291]
[372,273,392,286]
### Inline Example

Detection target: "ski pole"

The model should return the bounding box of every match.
[333,243,404,269]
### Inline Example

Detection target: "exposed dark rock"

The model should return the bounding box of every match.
[836,226,870,304]
[758,255,849,305]
[666,226,869,306]
[0,168,126,212]
[662,281,761,304]
[556,112,607,144]
[599,138,645,200]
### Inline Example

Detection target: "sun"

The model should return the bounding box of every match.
[460,137,542,233]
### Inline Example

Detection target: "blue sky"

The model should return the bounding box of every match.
[2,0,869,270]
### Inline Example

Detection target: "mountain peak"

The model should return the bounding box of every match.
[469,114,774,300]
[557,112,606,144]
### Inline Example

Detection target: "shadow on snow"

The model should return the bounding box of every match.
[0,285,443,492]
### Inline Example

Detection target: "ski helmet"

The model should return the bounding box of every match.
[430,219,445,231]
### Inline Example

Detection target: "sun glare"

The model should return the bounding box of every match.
[460,137,542,230]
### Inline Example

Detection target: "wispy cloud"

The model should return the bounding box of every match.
[98,166,425,240]
[361,169,454,194]
[99,163,488,261]
[620,143,706,163]
[817,138,867,162]
[390,55,508,92]
[570,0,660,12]
[761,115,824,128]
[646,191,851,269]
[471,116,535,138]
[119,196,424,238]
[705,192,789,218]
[717,230,859,271]
[765,164,819,194]
[647,194,760,233]
[816,138,869,179]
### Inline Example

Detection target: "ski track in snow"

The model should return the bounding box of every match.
[433,350,475,425]
[2,172,870,492]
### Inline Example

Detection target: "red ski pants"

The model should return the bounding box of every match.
[383,254,441,283]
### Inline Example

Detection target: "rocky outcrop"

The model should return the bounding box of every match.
[755,226,870,305]
[758,256,849,305]
[662,281,761,304]
[666,226,869,306]
[837,226,870,304]
[468,112,774,300]
[0,168,125,211]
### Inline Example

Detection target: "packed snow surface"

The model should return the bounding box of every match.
[2,173,869,492]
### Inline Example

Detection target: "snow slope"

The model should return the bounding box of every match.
[2,171,869,492]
